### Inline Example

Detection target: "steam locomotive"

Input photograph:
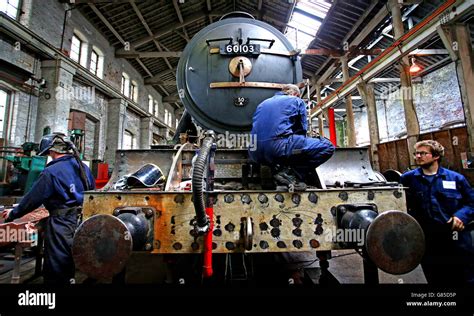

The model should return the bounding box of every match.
[72,12,425,284]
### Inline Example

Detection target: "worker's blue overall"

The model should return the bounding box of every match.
[401,167,474,284]
[249,92,335,178]
[8,155,95,284]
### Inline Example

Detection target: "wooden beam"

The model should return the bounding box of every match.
[368,78,400,83]
[129,1,153,35]
[145,68,177,84]
[206,0,212,11]
[454,24,474,151]
[436,25,459,61]
[129,1,174,71]
[390,0,419,166]
[340,55,356,147]
[149,80,176,85]
[174,30,190,42]
[312,0,470,116]
[302,48,382,57]
[61,0,145,3]
[163,95,180,103]
[357,82,380,170]
[127,12,206,49]
[172,0,184,24]
[409,49,449,55]
[89,3,125,45]
[116,51,182,58]
[316,4,390,85]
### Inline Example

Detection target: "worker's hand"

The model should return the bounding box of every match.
[1,209,14,223]
[447,216,465,231]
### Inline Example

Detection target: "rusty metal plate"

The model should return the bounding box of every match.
[72,214,132,280]
[366,210,425,275]
[83,188,407,254]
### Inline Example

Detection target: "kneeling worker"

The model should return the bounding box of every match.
[249,84,335,189]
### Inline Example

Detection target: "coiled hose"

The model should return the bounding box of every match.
[192,134,214,232]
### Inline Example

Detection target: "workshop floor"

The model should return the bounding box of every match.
[0,249,426,284]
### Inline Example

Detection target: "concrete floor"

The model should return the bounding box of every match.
[281,250,427,284]
[0,248,427,284]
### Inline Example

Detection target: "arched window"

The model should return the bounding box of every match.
[70,31,88,67]
[123,130,134,149]
[1,0,20,19]
[90,46,104,78]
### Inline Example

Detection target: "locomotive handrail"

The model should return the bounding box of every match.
[245,37,275,49]
[206,37,233,46]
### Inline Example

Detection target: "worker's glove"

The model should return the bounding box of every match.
[1,209,14,223]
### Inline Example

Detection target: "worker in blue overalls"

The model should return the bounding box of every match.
[1,133,95,284]
[401,140,474,284]
[249,84,335,189]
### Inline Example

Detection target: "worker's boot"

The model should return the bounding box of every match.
[273,166,307,191]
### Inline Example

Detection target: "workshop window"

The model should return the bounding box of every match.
[130,81,138,102]
[123,130,134,149]
[154,100,159,117]
[1,0,20,19]
[148,95,154,114]
[89,47,104,78]
[0,89,9,139]
[121,73,130,98]
[70,35,82,63]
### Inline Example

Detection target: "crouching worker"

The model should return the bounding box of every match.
[1,133,95,284]
[249,84,335,189]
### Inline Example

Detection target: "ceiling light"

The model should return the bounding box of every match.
[409,57,422,73]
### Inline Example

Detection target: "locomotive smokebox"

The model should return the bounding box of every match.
[177,14,303,133]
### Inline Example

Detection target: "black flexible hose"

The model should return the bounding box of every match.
[192,135,214,230]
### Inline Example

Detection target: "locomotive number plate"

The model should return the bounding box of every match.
[220,44,260,56]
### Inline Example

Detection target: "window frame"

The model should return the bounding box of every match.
[89,49,99,76]
[70,35,82,63]
[1,0,21,20]
[123,130,134,149]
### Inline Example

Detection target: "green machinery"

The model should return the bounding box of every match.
[0,142,47,195]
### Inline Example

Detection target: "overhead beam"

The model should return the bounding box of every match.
[316,4,390,85]
[61,0,145,3]
[302,48,383,57]
[89,3,125,45]
[311,0,472,117]
[174,29,190,42]
[127,12,206,49]
[172,0,184,23]
[145,68,177,84]
[409,48,449,55]
[163,95,181,103]
[129,1,175,73]
[149,80,177,85]
[436,25,459,61]
[116,51,182,58]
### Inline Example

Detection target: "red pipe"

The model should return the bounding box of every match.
[202,206,214,278]
[311,0,456,115]
[328,108,337,146]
